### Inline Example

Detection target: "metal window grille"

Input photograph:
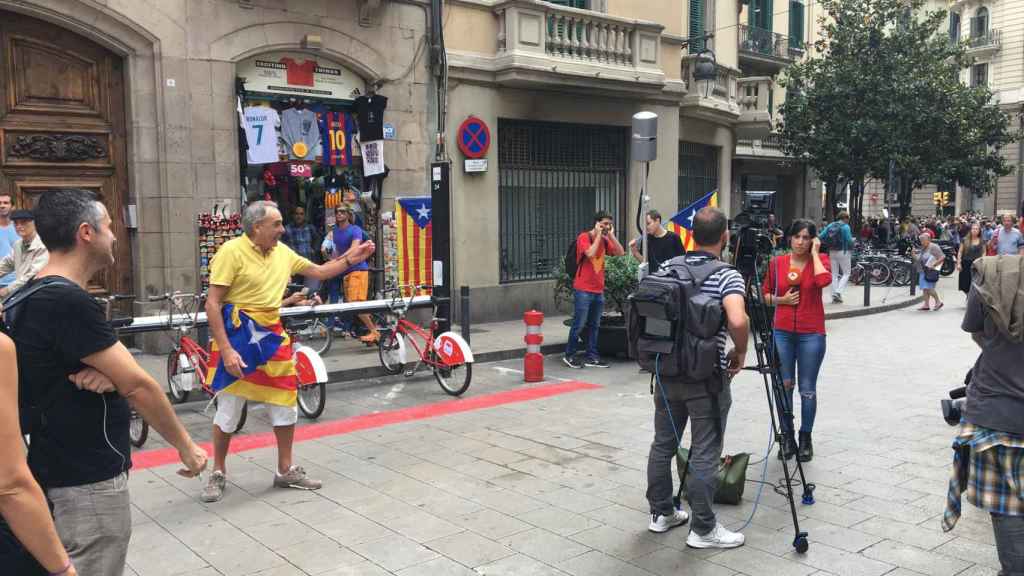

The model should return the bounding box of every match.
[498,119,627,283]
[678,142,720,209]
[971,63,988,87]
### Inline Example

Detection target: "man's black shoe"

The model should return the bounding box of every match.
[562,356,583,369]
[584,357,609,368]
[798,432,813,462]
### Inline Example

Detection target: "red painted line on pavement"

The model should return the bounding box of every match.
[132,380,602,470]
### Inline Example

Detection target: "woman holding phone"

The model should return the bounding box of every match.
[762,219,832,462]
[0,332,77,575]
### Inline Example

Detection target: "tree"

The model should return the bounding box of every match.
[778,0,1019,222]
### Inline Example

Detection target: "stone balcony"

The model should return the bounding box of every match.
[736,76,773,138]
[680,54,740,122]
[965,28,1001,57]
[735,133,789,158]
[446,0,669,95]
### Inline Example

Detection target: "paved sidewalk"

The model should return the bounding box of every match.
[125,283,992,576]
[134,280,921,392]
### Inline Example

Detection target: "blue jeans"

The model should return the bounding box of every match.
[772,330,826,434]
[325,277,350,331]
[565,290,603,360]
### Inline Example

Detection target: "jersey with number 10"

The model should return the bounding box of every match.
[318,111,355,166]
[243,106,281,165]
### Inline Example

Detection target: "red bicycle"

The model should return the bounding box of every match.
[377,285,474,396]
[159,293,329,426]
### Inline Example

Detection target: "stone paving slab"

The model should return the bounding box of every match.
[124,286,1001,575]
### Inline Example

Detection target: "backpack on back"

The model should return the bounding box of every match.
[563,234,583,280]
[628,257,732,381]
[821,222,843,251]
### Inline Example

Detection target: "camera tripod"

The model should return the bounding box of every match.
[739,257,816,554]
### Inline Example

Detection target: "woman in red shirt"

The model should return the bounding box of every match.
[762,219,831,463]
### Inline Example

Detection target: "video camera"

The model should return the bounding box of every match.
[731,191,778,279]
[942,369,972,426]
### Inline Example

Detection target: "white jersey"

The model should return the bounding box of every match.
[242,106,281,164]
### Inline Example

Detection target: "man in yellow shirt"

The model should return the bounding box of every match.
[201,200,374,502]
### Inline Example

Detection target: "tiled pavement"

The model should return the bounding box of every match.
[125,286,998,576]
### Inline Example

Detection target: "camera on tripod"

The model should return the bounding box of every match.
[942,369,972,426]
[731,191,777,279]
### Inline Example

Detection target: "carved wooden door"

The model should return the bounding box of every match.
[0,10,131,294]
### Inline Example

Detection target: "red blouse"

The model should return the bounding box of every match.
[762,253,833,334]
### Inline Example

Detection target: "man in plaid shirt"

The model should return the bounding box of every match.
[283,206,320,291]
[943,256,1024,576]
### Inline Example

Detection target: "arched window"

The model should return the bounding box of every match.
[972,6,989,38]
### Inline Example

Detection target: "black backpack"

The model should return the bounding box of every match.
[821,222,842,251]
[628,257,732,380]
[563,234,583,279]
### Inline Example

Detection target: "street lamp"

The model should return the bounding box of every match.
[693,49,718,98]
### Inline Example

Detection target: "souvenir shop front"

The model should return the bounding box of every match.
[216,51,391,290]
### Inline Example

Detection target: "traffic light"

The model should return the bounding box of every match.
[933,191,951,207]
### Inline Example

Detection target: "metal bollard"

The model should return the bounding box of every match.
[460,285,471,346]
[910,269,918,296]
[863,272,871,307]
[523,310,544,383]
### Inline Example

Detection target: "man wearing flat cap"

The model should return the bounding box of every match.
[0,209,49,298]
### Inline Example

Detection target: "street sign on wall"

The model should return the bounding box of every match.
[457,116,491,159]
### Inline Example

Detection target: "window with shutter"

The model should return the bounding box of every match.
[690,0,705,52]
[949,12,961,43]
[971,63,988,87]
[789,1,804,49]
[548,0,588,8]
[749,0,773,31]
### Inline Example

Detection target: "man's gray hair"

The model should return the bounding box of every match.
[242,200,279,235]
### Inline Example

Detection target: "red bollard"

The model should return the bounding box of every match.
[524,310,545,382]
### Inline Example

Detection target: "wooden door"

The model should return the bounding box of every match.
[0,10,131,294]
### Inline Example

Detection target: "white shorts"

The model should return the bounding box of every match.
[213,391,297,432]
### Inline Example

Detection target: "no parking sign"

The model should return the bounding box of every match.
[457,116,491,159]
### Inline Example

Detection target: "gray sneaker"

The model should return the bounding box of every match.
[201,470,226,503]
[274,465,322,490]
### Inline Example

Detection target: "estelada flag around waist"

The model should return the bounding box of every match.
[206,304,298,407]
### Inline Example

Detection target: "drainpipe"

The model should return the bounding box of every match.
[1017,104,1023,216]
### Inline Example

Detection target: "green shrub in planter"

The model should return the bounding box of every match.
[553,255,639,316]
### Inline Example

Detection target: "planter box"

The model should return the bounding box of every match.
[563,313,632,359]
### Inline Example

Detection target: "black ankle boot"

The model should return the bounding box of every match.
[777,435,797,460]
[798,432,813,462]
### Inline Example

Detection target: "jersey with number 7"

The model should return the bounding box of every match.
[243,106,281,165]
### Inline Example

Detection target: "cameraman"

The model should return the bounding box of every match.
[644,207,749,549]
[943,255,1024,575]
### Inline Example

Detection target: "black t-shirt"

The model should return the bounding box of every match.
[962,286,1024,435]
[354,94,388,141]
[636,230,686,273]
[12,277,127,488]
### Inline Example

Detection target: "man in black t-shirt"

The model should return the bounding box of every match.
[629,210,686,273]
[5,189,206,576]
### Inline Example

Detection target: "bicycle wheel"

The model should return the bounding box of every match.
[297,381,326,419]
[940,257,956,277]
[868,262,890,286]
[891,261,912,286]
[378,329,404,375]
[850,265,865,285]
[303,319,333,355]
[130,412,148,448]
[434,361,472,396]
[166,348,190,404]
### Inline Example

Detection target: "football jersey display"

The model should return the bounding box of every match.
[242,105,281,164]
[280,57,316,86]
[281,107,321,160]
[354,94,388,141]
[319,111,356,166]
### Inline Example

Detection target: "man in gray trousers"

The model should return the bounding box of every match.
[644,207,750,549]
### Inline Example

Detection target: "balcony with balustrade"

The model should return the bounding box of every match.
[680,54,740,122]
[738,24,796,73]
[735,76,773,139]
[965,27,1000,57]
[477,0,669,95]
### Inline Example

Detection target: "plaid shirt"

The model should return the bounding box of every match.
[283,224,317,261]
[943,422,1024,532]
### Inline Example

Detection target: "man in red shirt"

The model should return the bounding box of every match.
[563,211,625,368]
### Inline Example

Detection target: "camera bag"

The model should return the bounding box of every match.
[628,257,731,381]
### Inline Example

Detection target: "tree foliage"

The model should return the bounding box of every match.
[777,0,1019,220]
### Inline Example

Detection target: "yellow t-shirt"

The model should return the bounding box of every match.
[209,235,312,312]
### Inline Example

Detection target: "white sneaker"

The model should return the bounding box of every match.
[648,509,689,533]
[686,522,745,549]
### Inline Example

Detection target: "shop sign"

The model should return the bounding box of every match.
[457,116,490,159]
[237,52,365,100]
[383,123,396,140]
[464,159,488,173]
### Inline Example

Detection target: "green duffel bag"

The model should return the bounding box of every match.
[674,447,750,506]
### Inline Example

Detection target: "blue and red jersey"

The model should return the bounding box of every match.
[318,111,356,166]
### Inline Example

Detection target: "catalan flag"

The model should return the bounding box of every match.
[206,304,298,407]
[669,190,719,251]
[395,197,433,294]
